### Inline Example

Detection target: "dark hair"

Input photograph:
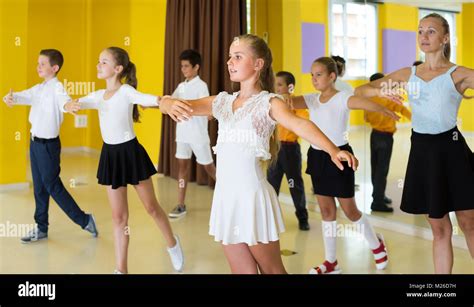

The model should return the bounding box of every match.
[313,57,339,81]
[421,13,451,60]
[179,49,202,68]
[276,71,296,87]
[413,60,423,66]
[106,47,140,122]
[331,55,346,77]
[40,49,64,74]
[370,72,385,82]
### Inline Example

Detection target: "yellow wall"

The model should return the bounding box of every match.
[27,0,89,148]
[85,0,132,151]
[378,3,419,73]
[130,0,166,164]
[0,0,167,185]
[0,0,29,185]
[459,3,474,131]
[84,0,166,163]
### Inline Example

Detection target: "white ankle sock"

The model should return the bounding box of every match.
[322,220,337,263]
[353,214,379,249]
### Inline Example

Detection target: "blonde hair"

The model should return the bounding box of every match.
[235,34,280,166]
[420,14,472,99]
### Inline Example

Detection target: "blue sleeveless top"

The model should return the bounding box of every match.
[407,65,462,134]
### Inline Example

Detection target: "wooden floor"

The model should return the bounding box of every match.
[0,127,472,274]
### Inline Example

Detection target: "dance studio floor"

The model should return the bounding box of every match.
[0,127,472,274]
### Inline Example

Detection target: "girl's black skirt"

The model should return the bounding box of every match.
[306,144,355,198]
[401,126,474,218]
[97,138,157,189]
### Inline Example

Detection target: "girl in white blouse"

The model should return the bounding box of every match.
[66,47,183,274]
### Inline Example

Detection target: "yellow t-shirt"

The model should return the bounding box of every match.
[364,97,411,133]
[278,109,309,142]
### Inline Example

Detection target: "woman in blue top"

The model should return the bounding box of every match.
[355,13,474,273]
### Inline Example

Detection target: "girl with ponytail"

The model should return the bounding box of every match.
[65,47,184,274]
[160,34,358,274]
[355,13,474,273]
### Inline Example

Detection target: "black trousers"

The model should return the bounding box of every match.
[370,130,394,205]
[267,142,308,221]
[30,137,89,233]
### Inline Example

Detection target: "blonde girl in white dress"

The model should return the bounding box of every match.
[160,34,358,274]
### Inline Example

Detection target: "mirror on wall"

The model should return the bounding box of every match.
[249,0,471,239]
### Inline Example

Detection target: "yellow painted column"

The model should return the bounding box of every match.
[130,0,167,164]
[0,0,29,187]
[85,0,132,150]
[300,0,327,95]
[459,3,474,132]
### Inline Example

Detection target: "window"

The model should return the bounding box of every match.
[418,9,456,62]
[330,1,377,78]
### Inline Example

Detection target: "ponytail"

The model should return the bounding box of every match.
[106,47,141,122]
[124,62,140,122]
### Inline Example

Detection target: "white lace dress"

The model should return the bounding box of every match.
[209,91,286,246]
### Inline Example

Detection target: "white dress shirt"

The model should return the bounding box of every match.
[3,77,70,139]
[172,76,210,144]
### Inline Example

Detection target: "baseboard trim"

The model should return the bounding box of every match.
[0,182,30,191]
[61,146,101,155]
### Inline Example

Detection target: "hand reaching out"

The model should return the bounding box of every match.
[4,89,14,107]
[377,86,404,105]
[375,104,400,121]
[159,96,193,122]
[64,99,81,114]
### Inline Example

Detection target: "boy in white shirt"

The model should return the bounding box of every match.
[3,49,98,243]
[168,50,216,218]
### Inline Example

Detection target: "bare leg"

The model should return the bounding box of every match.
[455,209,474,257]
[427,214,453,274]
[177,159,191,205]
[133,178,176,248]
[222,243,259,274]
[249,240,287,274]
[337,197,362,222]
[203,162,216,181]
[107,186,129,273]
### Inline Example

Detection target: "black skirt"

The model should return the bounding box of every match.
[401,126,474,218]
[97,138,157,189]
[306,144,355,198]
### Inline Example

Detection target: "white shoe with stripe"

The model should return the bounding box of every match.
[309,260,342,274]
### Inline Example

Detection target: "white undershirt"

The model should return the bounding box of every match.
[172,76,210,144]
[303,91,352,150]
[79,84,158,145]
[335,79,354,94]
[3,77,70,139]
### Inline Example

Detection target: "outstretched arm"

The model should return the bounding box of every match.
[348,96,400,121]
[354,67,411,103]
[3,87,37,107]
[159,96,215,122]
[269,97,358,171]
[63,91,102,114]
[456,66,474,97]
[125,86,160,107]
[285,95,307,109]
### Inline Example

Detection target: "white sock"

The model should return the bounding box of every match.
[321,220,337,263]
[353,214,380,249]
